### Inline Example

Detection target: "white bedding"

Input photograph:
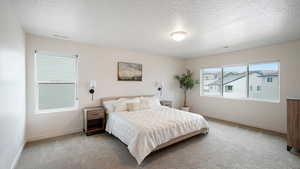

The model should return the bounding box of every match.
[105,106,209,164]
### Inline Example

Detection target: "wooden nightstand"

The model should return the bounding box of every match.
[160,100,173,108]
[83,106,106,136]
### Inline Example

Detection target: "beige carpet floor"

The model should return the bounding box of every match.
[16,119,300,169]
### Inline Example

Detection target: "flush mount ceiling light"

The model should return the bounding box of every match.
[170,31,187,42]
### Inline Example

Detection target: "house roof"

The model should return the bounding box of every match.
[256,71,279,77]
[207,71,278,86]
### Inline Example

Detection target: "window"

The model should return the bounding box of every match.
[201,67,222,96]
[35,52,79,112]
[267,77,272,83]
[223,65,247,98]
[257,85,261,91]
[249,62,279,101]
[225,85,233,92]
[200,61,280,102]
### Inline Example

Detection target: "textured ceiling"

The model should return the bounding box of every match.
[11,0,300,58]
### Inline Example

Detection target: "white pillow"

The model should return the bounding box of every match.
[103,100,118,113]
[114,98,140,112]
[140,97,160,108]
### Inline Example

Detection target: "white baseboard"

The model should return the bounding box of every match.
[11,141,25,169]
[26,128,82,142]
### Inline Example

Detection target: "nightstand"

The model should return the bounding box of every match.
[160,100,173,108]
[83,106,106,136]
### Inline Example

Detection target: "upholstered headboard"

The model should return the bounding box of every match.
[100,95,154,106]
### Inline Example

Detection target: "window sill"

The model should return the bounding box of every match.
[35,107,79,114]
[200,95,280,104]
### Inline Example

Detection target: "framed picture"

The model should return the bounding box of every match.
[118,62,142,81]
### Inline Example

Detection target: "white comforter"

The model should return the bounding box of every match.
[105,106,209,164]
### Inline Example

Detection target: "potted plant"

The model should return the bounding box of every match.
[175,69,199,112]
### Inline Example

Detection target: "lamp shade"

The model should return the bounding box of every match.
[89,80,96,89]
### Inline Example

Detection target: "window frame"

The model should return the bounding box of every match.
[34,51,79,114]
[200,61,280,103]
[200,67,223,96]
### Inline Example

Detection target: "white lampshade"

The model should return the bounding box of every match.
[89,80,96,89]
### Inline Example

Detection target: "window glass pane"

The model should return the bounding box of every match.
[201,68,222,96]
[223,65,247,98]
[39,83,75,110]
[249,62,279,101]
[37,54,76,82]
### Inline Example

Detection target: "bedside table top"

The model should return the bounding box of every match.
[83,106,104,111]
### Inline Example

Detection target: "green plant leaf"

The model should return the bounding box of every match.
[174,69,199,90]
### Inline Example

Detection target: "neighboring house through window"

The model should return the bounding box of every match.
[222,65,247,98]
[201,67,222,96]
[257,85,261,91]
[200,62,279,102]
[249,62,279,101]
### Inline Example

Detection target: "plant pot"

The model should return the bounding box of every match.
[181,106,190,112]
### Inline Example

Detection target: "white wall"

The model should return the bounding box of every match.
[185,40,300,134]
[0,0,26,169]
[26,34,184,141]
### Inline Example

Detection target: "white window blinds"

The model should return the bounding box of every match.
[35,52,78,111]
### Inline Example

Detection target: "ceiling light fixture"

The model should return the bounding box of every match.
[170,31,187,42]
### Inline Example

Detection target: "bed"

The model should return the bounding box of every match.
[101,95,209,164]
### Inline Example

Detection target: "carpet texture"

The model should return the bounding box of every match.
[16,119,300,169]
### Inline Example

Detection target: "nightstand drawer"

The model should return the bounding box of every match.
[87,110,104,120]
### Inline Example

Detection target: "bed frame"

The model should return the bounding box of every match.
[100,95,209,152]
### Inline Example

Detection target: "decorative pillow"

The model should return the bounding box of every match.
[140,99,150,109]
[103,100,118,113]
[127,102,141,111]
[113,98,140,112]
